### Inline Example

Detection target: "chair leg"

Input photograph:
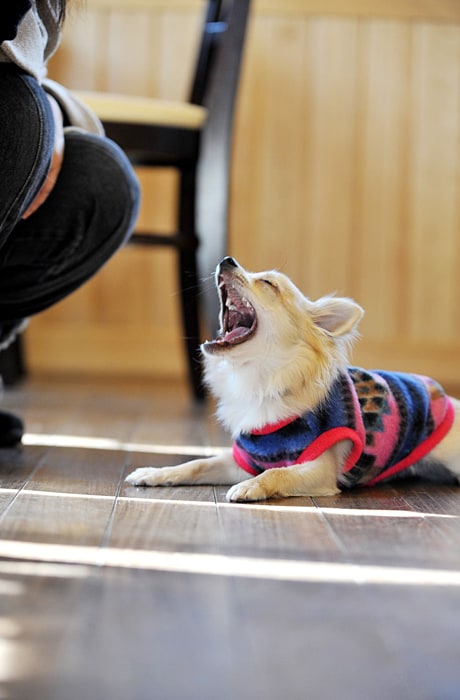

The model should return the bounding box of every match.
[178,167,206,401]
[178,247,205,401]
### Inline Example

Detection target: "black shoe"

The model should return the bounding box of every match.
[0,410,24,447]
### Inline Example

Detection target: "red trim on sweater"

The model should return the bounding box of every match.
[296,427,364,472]
[233,442,260,475]
[232,426,364,475]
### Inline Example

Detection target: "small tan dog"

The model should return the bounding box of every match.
[126,257,460,501]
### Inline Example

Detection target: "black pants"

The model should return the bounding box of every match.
[0,65,140,343]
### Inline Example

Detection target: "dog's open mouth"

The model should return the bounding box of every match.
[203,275,257,352]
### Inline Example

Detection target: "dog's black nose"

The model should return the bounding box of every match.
[220,256,238,270]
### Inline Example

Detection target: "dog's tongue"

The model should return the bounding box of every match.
[222,326,250,343]
[220,306,254,344]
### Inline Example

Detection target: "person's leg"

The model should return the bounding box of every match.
[0,129,140,319]
[0,65,54,247]
[0,65,54,445]
[0,67,140,445]
[0,382,23,446]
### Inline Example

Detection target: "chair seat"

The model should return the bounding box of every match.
[75,91,208,130]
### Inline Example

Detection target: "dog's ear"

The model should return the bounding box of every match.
[311,296,364,337]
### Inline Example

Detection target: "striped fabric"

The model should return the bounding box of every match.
[233,368,455,488]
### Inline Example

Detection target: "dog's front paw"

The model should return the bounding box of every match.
[226,480,270,503]
[125,467,177,487]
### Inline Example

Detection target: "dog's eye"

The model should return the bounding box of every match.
[260,279,277,289]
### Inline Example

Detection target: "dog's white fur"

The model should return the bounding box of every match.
[126,259,460,501]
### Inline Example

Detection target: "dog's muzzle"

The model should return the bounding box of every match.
[202,258,257,353]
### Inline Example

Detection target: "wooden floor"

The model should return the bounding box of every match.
[0,377,460,699]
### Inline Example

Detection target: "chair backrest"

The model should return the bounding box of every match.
[190,0,251,114]
[189,0,224,106]
[194,0,252,333]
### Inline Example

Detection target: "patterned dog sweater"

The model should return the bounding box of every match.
[232,368,455,488]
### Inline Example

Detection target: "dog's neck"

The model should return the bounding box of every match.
[206,354,342,437]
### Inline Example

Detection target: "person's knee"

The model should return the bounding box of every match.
[61,130,140,248]
[0,70,54,242]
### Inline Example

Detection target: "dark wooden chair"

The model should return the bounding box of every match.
[77,0,252,399]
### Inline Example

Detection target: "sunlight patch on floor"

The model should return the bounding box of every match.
[22,432,225,456]
[0,539,459,587]
[0,487,455,520]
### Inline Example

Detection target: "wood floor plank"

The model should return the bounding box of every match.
[116,476,345,562]
[0,445,50,491]
[2,377,153,441]
[4,564,460,700]
[214,498,345,561]
[314,507,460,569]
[402,484,460,516]
[111,496,345,559]
[1,377,460,700]
[314,483,412,511]
[0,491,114,546]
[26,446,128,497]
[13,568,434,700]
[0,447,128,548]
[108,493,222,553]
[361,584,460,700]
[398,486,460,551]
[0,564,90,699]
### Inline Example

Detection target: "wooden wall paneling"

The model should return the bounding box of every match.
[26,2,460,386]
[253,0,460,23]
[258,17,310,278]
[351,21,412,342]
[232,16,362,296]
[301,18,361,298]
[103,9,200,98]
[234,15,362,295]
[408,24,460,341]
[83,0,460,24]
[105,10,155,95]
[48,9,107,89]
[157,12,201,99]
[229,15,270,269]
